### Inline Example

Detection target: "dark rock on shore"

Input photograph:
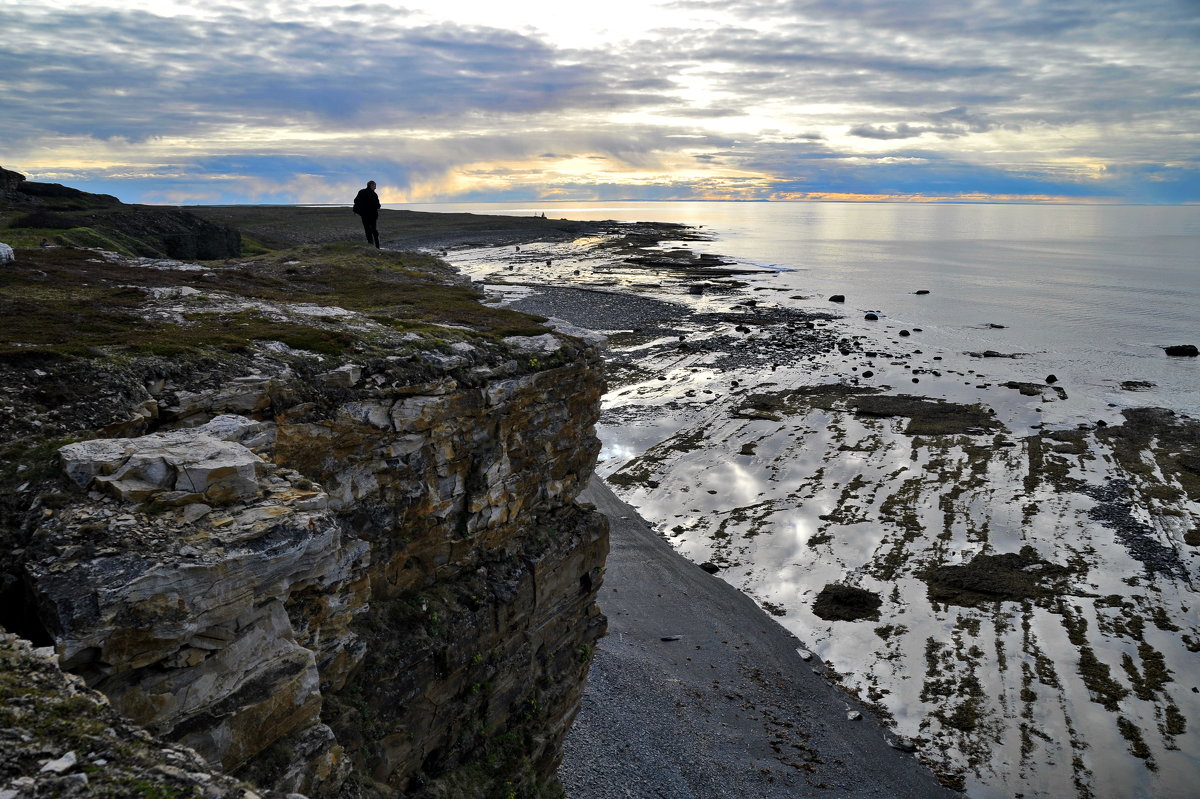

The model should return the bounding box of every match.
[1163,344,1198,356]
[1121,380,1156,391]
[1004,381,1044,396]
[812,584,883,621]
[924,547,1072,607]
[829,294,846,303]
[850,394,1005,435]
[966,350,1021,358]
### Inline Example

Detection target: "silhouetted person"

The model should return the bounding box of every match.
[353,180,381,248]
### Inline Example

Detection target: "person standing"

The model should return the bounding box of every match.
[353,180,381,248]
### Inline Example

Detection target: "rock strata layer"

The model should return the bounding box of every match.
[1,243,608,798]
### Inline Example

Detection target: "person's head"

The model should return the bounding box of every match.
[367,180,376,189]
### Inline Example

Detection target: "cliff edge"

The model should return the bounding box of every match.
[0,240,608,797]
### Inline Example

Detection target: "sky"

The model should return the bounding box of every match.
[2,0,1198,205]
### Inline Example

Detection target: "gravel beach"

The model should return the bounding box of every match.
[560,479,957,799]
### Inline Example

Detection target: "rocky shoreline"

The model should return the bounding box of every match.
[3,195,1195,798]
[442,224,1200,799]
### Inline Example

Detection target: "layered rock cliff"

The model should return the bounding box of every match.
[0,241,608,797]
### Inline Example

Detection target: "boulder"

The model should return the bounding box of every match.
[59,424,265,505]
[1164,344,1198,357]
[0,242,13,264]
[828,294,846,303]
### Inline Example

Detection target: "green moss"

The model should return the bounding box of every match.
[0,243,553,363]
[1116,716,1155,767]
[1078,646,1128,710]
[1165,703,1187,736]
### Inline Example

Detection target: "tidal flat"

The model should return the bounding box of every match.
[445,229,1200,799]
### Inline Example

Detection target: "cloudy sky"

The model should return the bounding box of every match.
[2,0,1198,204]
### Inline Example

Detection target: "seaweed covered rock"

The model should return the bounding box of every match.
[923,547,1072,607]
[812,583,882,621]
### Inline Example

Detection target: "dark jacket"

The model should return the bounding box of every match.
[353,187,380,216]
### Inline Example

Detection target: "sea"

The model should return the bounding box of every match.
[391,200,1200,427]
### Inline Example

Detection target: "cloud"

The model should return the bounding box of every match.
[2,0,1197,203]
[0,5,671,142]
[848,123,926,140]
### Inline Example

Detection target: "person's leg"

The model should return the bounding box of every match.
[360,215,373,243]
[368,215,380,248]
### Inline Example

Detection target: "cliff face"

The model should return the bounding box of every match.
[0,242,608,797]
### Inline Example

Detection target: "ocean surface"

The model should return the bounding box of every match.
[394,201,1200,424]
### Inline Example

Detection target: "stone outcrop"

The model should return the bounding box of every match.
[0,632,292,799]
[1,243,609,798]
[0,165,25,196]
[1,164,239,258]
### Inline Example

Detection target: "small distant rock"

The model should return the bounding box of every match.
[660,635,682,642]
[0,242,14,264]
[861,370,874,378]
[1003,381,1044,396]
[1121,380,1155,391]
[1164,344,1198,357]
[797,649,813,661]
[699,562,721,574]
[864,313,879,321]
[40,751,78,774]
[846,711,862,721]
[887,736,918,752]
[988,323,1007,329]
[898,330,911,337]
[914,289,930,295]
[1045,374,1058,384]
[828,294,845,303]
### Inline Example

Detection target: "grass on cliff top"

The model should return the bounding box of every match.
[0,242,547,362]
[185,203,595,250]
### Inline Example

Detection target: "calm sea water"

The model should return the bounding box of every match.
[392,201,1200,421]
